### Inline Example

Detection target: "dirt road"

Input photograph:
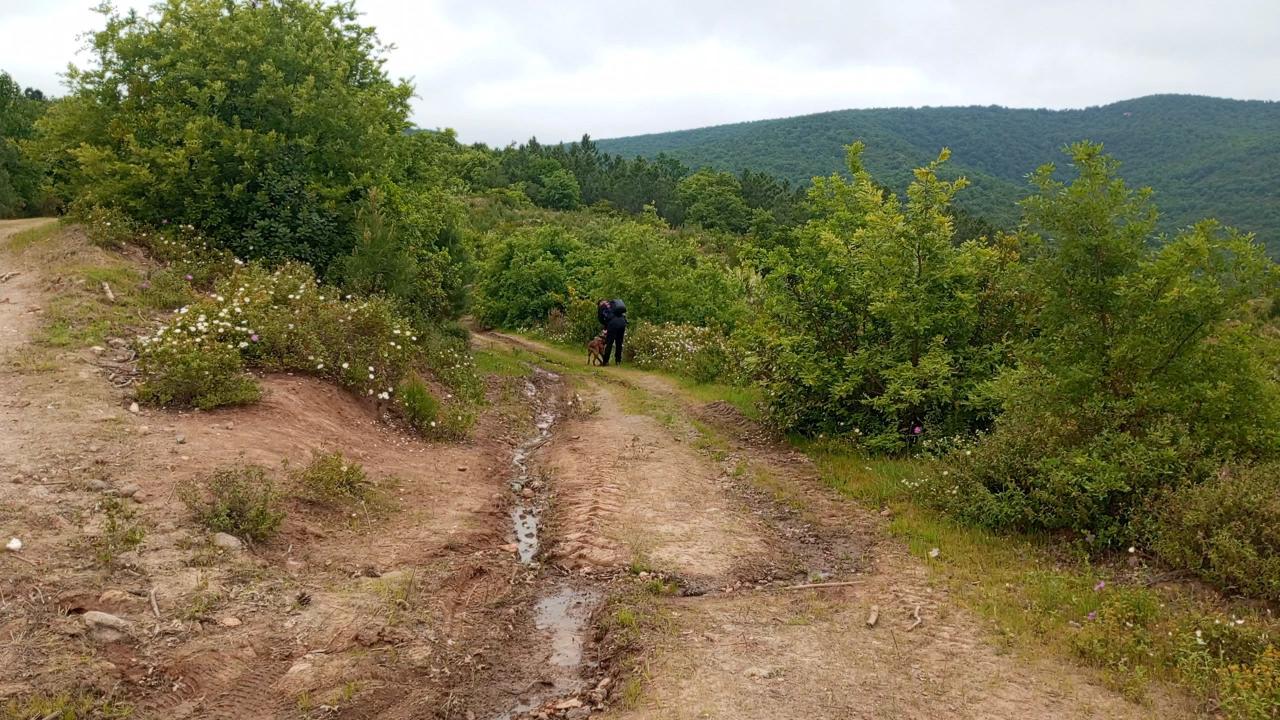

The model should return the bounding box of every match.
[0,221,1191,719]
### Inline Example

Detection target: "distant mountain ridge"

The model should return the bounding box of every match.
[595,95,1280,253]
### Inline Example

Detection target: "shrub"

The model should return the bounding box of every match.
[952,144,1279,546]
[135,261,480,434]
[1218,646,1280,720]
[626,322,738,383]
[1151,464,1280,601]
[397,373,440,432]
[136,341,261,410]
[752,143,1011,444]
[89,497,146,568]
[178,465,284,542]
[294,451,370,504]
[35,0,412,268]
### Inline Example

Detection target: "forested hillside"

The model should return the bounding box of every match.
[597,95,1280,253]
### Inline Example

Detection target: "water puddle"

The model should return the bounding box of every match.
[510,372,558,565]
[502,584,600,718]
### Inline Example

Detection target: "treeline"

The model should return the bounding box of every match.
[597,95,1280,255]
[0,72,51,217]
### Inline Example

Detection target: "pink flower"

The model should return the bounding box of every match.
[912,425,923,435]
[250,334,259,342]
[1086,611,1097,621]
[1094,580,1105,592]
[185,274,193,281]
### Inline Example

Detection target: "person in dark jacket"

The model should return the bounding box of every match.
[596,299,613,329]
[601,300,626,366]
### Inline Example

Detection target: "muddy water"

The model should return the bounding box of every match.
[498,368,603,719]
[510,372,557,565]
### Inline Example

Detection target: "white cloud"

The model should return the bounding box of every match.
[2,0,1278,145]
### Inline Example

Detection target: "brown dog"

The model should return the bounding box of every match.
[586,332,607,365]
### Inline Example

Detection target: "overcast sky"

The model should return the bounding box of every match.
[3,0,1279,146]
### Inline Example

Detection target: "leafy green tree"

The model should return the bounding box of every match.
[954,142,1280,543]
[536,168,582,210]
[753,143,1003,448]
[34,0,412,266]
[0,71,49,217]
[474,226,590,328]
[676,169,751,234]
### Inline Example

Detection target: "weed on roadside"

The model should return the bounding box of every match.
[1,690,132,720]
[178,464,285,542]
[86,497,146,568]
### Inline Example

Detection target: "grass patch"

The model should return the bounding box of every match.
[807,441,1280,716]
[474,347,531,377]
[292,451,371,505]
[1,689,132,719]
[86,497,147,568]
[5,219,60,251]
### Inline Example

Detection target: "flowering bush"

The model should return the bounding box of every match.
[625,322,739,384]
[136,261,479,438]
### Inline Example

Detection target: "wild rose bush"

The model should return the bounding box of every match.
[137,262,480,438]
[625,322,740,383]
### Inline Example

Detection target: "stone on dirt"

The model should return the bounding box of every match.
[83,610,130,642]
[128,401,140,413]
[175,434,186,444]
[85,479,109,491]
[212,532,243,552]
[115,483,141,498]
[220,616,242,627]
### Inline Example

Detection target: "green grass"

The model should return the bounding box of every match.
[3,223,196,361]
[473,347,532,377]
[6,219,61,251]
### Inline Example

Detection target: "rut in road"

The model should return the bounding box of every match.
[477,333,1193,720]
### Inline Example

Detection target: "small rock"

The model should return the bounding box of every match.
[743,666,773,679]
[928,547,941,559]
[137,425,150,435]
[500,543,519,553]
[554,698,583,711]
[520,487,534,499]
[98,589,135,605]
[128,402,140,414]
[212,532,243,552]
[115,483,141,498]
[457,466,468,472]
[85,479,110,491]
[879,507,892,517]
[83,610,129,634]
[107,338,128,349]
[91,346,106,354]
[6,537,22,552]
[175,434,186,444]
[219,617,242,627]
[87,444,102,453]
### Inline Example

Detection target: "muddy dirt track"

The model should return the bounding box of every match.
[0,221,1193,719]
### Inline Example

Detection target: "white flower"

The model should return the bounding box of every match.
[341,362,349,369]
[1128,546,1136,553]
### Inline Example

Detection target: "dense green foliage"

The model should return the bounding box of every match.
[947,143,1279,545]
[471,208,746,336]
[33,0,413,268]
[598,95,1280,254]
[751,144,1019,450]
[0,71,50,217]
[1151,463,1280,601]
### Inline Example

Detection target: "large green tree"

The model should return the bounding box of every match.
[753,143,1010,448]
[955,142,1280,542]
[34,0,412,266]
[0,71,49,217]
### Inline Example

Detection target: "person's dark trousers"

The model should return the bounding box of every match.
[602,326,625,366]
